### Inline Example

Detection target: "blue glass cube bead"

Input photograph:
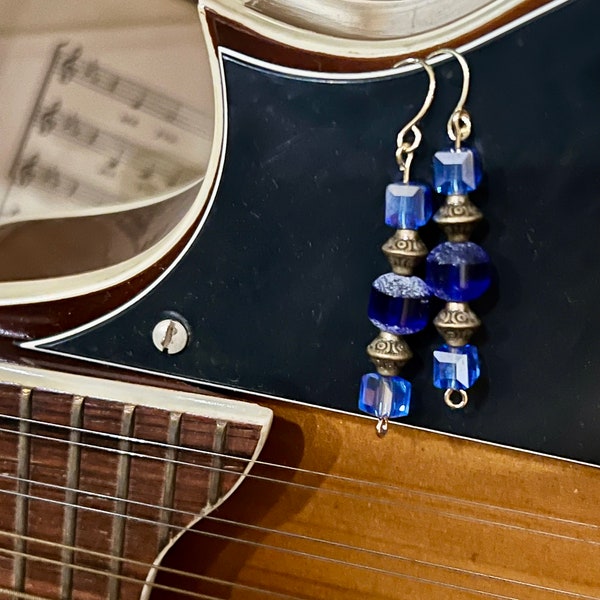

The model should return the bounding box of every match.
[359,373,411,419]
[368,273,430,335]
[426,241,491,302]
[433,344,480,390]
[433,146,482,194]
[385,182,432,229]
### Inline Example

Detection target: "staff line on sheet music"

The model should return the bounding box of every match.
[54,46,209,136]
[34,102,201,186]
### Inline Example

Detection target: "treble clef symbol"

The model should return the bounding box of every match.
[58,46,82,84]
[38,101,61,135]
[18,154,39,187]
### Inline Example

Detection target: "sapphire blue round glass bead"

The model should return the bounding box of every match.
[426,242,491,302]
[368,273,430,335]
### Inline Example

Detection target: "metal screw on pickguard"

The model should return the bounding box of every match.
[152,319,189,354]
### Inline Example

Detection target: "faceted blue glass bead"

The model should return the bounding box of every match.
[385,182,432,229]
[433,146,482,194]
[359,373,411,418]
[433,344,480,390]
[426,241,491,302]
[368,273,430,335]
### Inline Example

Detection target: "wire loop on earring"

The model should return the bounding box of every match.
[444,388,469,410]
[393,58,435,182]
[426,48,471,149]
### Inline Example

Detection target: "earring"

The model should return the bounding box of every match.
[358,58,436,437]
[425,49,492,410]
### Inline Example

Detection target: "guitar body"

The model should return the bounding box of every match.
[158,399,600,600]
[1,0,600,598]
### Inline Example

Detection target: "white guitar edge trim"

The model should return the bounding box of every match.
[201,0,572,58]
[0,361,272,427]
[1,0,570,307]
[0,176,205,229]
[0,177,207,306]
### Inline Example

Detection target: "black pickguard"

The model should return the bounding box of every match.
[40,0,600,465]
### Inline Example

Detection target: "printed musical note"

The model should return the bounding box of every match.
[18,154,39,187]
[58,46,82,84]
[83,60,100,85]
[99,152,123,178]
[62,112,81,138]
[41,165,60,190]
[130,90,146,110]
[14,155,118,207]
[38,101,61,135]
[138,163,155,181]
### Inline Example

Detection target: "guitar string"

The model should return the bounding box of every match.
[0,530,302,600]
[0,487,597,600]
[1,419,598,597]
[0,424,598,549]
[0,417,598,537]
[3,468,600,584]
[0,589,53,600]
[0,547,244,600]
[2,473,589,598]
[0,523,536,600]
[0,588,90,600]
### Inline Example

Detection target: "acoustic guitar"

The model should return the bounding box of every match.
[1,0,599,599]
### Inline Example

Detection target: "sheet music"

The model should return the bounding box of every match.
[0,23,213,225]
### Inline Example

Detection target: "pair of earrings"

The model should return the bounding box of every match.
[358,49,492,437]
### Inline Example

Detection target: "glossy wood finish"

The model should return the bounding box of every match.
[158,399,600,599]
[0,382,264,600]
[205,0,554,71]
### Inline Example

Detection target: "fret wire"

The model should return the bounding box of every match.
[0,423,597,543]
[108,404,135,600]
[0,487,595,600]
[157,411,182,549]
[13,388,32,593]
[59,395,83,600]
[0,530,302,600]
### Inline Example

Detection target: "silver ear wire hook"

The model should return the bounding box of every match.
[426,48,472,149]
[393,57,436,182]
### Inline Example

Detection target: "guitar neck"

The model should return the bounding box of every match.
[0,364,271,600]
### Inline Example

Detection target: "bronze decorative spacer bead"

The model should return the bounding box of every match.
[381,229,428,275]
[433,301,481,347]
[433,194,483,242]
[367,331,413,376]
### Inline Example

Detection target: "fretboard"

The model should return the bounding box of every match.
[0,364,272,600]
